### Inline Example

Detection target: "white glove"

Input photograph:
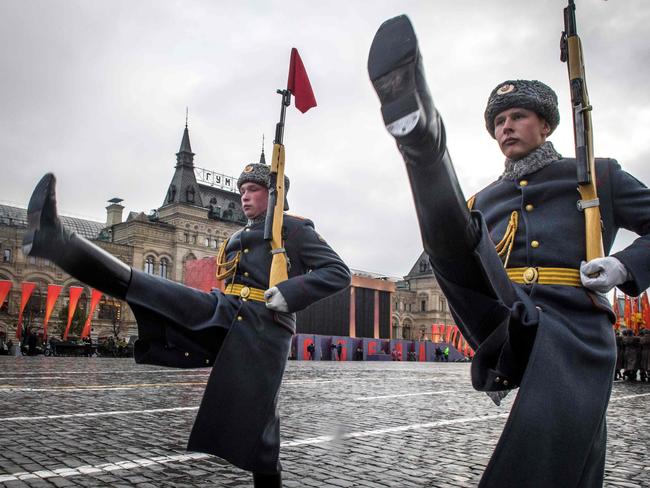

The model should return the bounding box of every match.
[580,257,630,294]
[264,287,289,313]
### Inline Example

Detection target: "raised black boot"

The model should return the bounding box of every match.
[22,173,132,299]
[368,15,479,259]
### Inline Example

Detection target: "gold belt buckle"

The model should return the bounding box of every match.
[240,286,251,299]
[523,267,539,284]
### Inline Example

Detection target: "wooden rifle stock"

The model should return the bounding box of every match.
[562,0,604,261]
[268,142,288,287]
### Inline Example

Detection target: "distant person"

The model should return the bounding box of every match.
[307,342,315,360]
[336,342,343,361]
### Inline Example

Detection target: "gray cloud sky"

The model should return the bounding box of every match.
[1,0,648,277]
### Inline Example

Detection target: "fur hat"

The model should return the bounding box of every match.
[484,80,560,138]
[237,163,290,210]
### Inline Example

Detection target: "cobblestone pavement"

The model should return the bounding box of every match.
[0,357,647,487]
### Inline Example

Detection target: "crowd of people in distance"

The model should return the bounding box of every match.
[615,328,650,382]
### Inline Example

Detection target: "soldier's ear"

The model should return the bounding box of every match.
[541,119,551,136]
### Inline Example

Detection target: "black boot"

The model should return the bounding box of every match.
[252,472,282,488]
[368,15,479,259]
[22,173,131,299]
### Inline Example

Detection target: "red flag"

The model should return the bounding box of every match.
[624,294,631,328]
[287,48,317,113]
[81,289,103,339]
[64,286,84,340]
[17,282,37,340]
[0,280,11,310]
[43,284,63,341]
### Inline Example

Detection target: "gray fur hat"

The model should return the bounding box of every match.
[484,80,560,138]
[237,163,290,210]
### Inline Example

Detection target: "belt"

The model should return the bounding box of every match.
[224,283,267,302]
[506,267,582,287]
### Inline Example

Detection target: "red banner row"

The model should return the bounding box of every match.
[0,280,102,341]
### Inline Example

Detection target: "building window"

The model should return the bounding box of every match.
[184,233,189,243]
[211,239,218,249]
[144,256,155,274]
[421,300,426,312]
[204,237,210,247]
[190,235,197,245]
[159,258,169,279]
[186,187,195,203]
[3,249,11,263]
[439,297,447,312]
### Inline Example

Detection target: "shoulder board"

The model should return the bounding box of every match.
[284,212,307,220]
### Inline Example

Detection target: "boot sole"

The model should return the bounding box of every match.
[368,15,422,132]
[23,173,56,255]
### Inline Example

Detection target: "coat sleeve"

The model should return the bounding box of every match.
[607,159,650,296]
[276,219,351,313]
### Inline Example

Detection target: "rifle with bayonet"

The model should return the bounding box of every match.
[264,89,292,287]
[560,0,604,261]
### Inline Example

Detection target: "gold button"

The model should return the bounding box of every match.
[245,228,250,232]
[243,248,249,254]
[495,376,500,383]
[525,204,534,212]
[503,380,509,387]
[523,267,539,284]
[240,286,251,299]
[520,180,528,186]
[184,352,189,357]
[531,240,540,248]
[244,272,249,277]
[237,315,243,321]
[205,359,210,365]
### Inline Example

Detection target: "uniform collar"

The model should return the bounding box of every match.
[247,213,267,226]
[501,141,562,181]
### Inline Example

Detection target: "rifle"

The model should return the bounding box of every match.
[560,0,604,261]
[264,89,292,287]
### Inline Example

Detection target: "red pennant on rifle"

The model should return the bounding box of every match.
[16,282,37,340]
[43,284,63,342]
[287,48,317,113]
[81,289,103,339]
[64,286,84,340]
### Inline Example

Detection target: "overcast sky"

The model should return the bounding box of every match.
[1,0,648,278]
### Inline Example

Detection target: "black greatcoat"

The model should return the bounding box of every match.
[432,158,650,488]
[128,214,350,473]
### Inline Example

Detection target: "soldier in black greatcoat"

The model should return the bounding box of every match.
[368,16,650,488]
[22,164,350,488]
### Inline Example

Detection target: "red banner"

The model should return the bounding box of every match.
[184,257,221,292]
[641,291,650,330]
[80,289,103,339]
[64,286,84,340]
[42,284,63,341]
[0,280,11,309]
[287,48,317,113]
[16,282,37,340]
[624,294,631,328]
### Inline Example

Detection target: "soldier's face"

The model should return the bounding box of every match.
[240,182,269,219]
[494,108,551,160]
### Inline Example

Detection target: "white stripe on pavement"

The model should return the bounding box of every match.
[0,452,211,483]
[0,406,199,422]
[282,413,509,447]
[354,390,456,401]
[610,392,650,402]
